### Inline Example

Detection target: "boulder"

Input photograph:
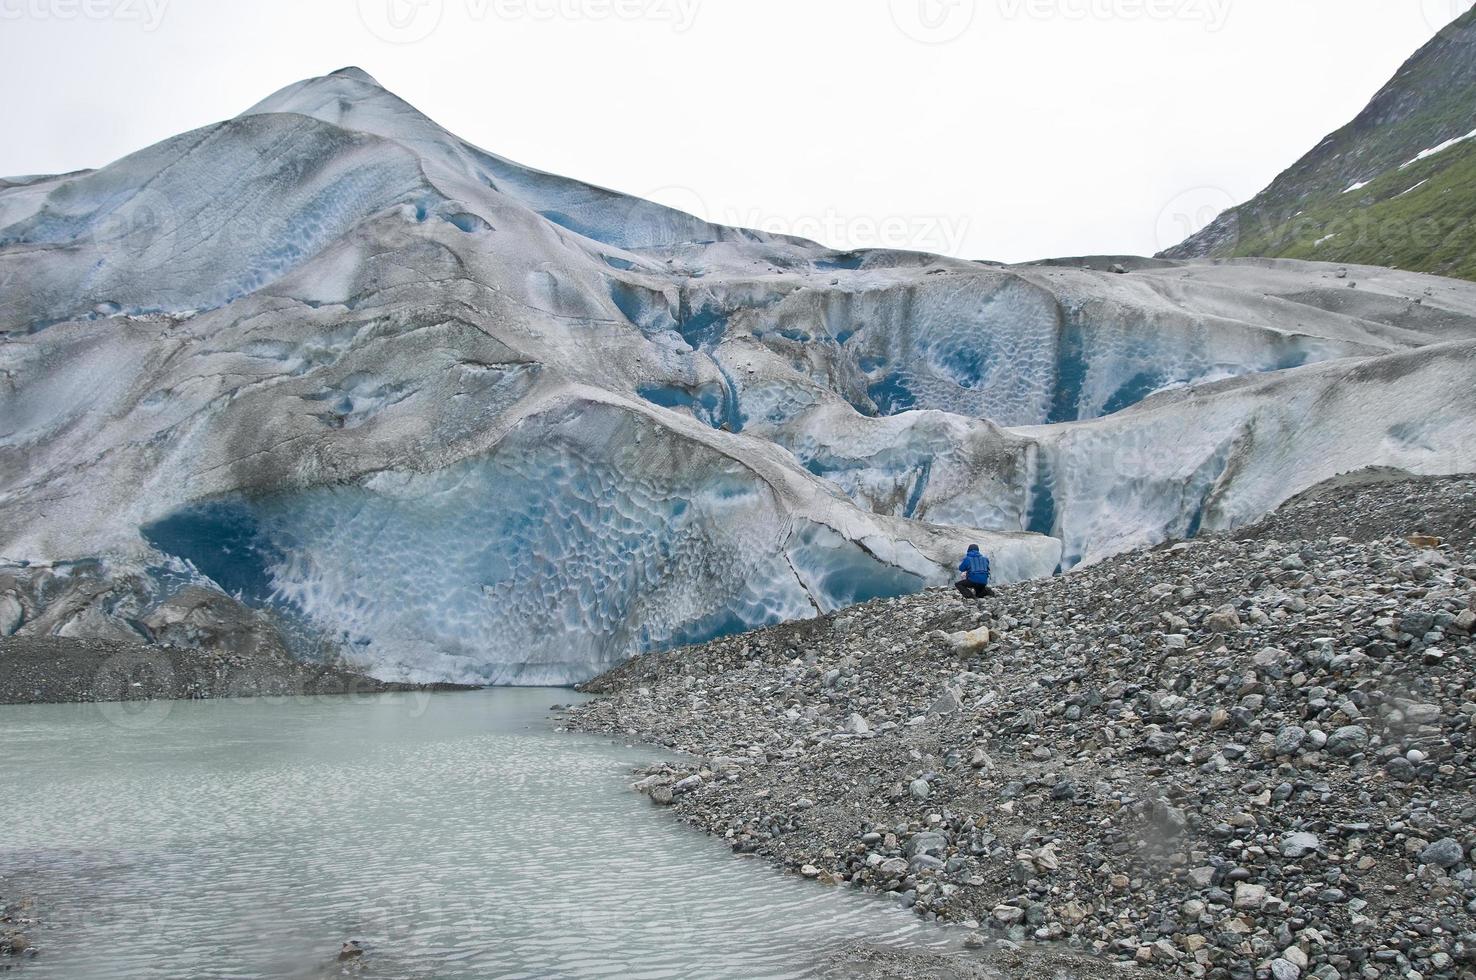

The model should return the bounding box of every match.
[1327,726,1369,757]
[1274,726,1308,756]
[1204,606,1241,633]
[948,627,991,654]
[708,756,749,777]
[1420,838,1467,869]
[904,832,948,858]
[1402,703,1441,726]
[927,687,963,719]
[1271,958,1302,980]
[1233,883,1268,909]
[1281,832,1320,859]
[1142,730,1180,756]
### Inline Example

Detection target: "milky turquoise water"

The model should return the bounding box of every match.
[0,689,954,979]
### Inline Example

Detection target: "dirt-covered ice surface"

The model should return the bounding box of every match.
[570,472,1476,977]
[0,564,475,705]
[0,634,431,705]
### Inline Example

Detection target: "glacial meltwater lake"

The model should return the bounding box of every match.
[1,689,955,979]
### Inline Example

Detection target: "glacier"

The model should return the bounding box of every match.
[3,67,1475,683]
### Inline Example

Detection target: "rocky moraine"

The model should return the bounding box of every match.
[569,473,1476,979]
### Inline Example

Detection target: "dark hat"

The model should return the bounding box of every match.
[967,544,980,552]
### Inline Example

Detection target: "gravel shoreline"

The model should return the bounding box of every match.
[569,473,1476,978]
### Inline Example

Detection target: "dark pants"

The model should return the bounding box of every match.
[956,580,993,599]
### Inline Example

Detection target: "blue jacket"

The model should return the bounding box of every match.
[959,552,990,584]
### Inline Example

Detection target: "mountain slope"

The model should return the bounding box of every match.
[3,69,1475,684]
[1162,8,1476,280]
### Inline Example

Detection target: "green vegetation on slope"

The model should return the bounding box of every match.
[1163,9,1476,281]
[1235,140,1476,281]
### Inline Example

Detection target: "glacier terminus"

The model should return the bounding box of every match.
[3,68,1475,685]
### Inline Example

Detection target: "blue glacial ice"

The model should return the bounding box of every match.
[138,401,1028,684]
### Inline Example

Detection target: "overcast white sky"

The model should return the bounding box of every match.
[1,0,1471,261]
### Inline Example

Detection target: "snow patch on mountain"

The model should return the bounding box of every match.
[1401,127,1476,169]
